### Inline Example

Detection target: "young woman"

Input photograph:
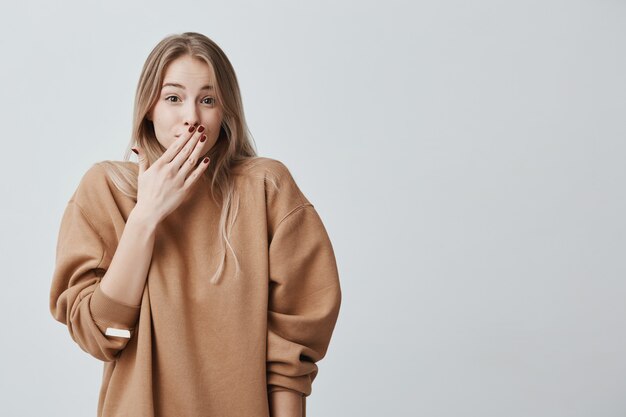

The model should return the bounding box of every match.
[49,32,342,417]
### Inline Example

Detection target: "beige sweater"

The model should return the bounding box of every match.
[49,157,342,417]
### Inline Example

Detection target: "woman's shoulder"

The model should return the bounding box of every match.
[233,156,312,216]
[70,160,138,208]
[232,156,291,179]
[234,156,302,189]
[79,159,136,179]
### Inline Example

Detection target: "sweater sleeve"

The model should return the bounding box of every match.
[266,204,342,397]
[49,198,141,362]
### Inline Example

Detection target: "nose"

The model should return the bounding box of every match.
[184,119,200,129]
[182,103,201,128]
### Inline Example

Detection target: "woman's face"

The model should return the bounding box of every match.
[148,54,223,154]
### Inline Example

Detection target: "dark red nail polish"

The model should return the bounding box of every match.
[132,148,138,154]
[200,134,206,142]
[203,157,209,163]
[188,125,196,133]
[198,125,205,133]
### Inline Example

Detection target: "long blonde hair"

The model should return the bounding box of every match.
[100,32,268,285]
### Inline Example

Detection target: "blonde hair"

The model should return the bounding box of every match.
[100,32,272,284]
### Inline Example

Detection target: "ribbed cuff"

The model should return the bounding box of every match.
[90,284,141,330]
[267,373,311,397]
[268,386,304,397]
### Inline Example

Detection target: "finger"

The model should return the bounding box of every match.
[182,156,211,190]
[176,132,207,180]
[157,124,199,166]
[170,125,205,169]
[132,146,149,175]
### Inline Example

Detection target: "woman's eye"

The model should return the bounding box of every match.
[165,96,215,105]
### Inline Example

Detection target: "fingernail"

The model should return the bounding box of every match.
[200,134,206,142]
[198,125,205,133]
[203,157,209,164]
[132,148,138,154]
[189,125,196,133]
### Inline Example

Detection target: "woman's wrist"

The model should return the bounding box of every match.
[268,390,303,417]
[128,204,161,232]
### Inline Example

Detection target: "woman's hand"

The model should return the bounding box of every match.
[131,124,211,226]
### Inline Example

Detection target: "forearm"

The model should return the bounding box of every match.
[99,206,159,306]
[268,390,303,417]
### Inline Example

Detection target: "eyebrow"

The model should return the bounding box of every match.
[161,82,214,91]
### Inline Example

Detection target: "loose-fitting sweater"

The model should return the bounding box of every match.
[49,157,342,417]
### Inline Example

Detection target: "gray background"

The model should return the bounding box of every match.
[1,0,625,415]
